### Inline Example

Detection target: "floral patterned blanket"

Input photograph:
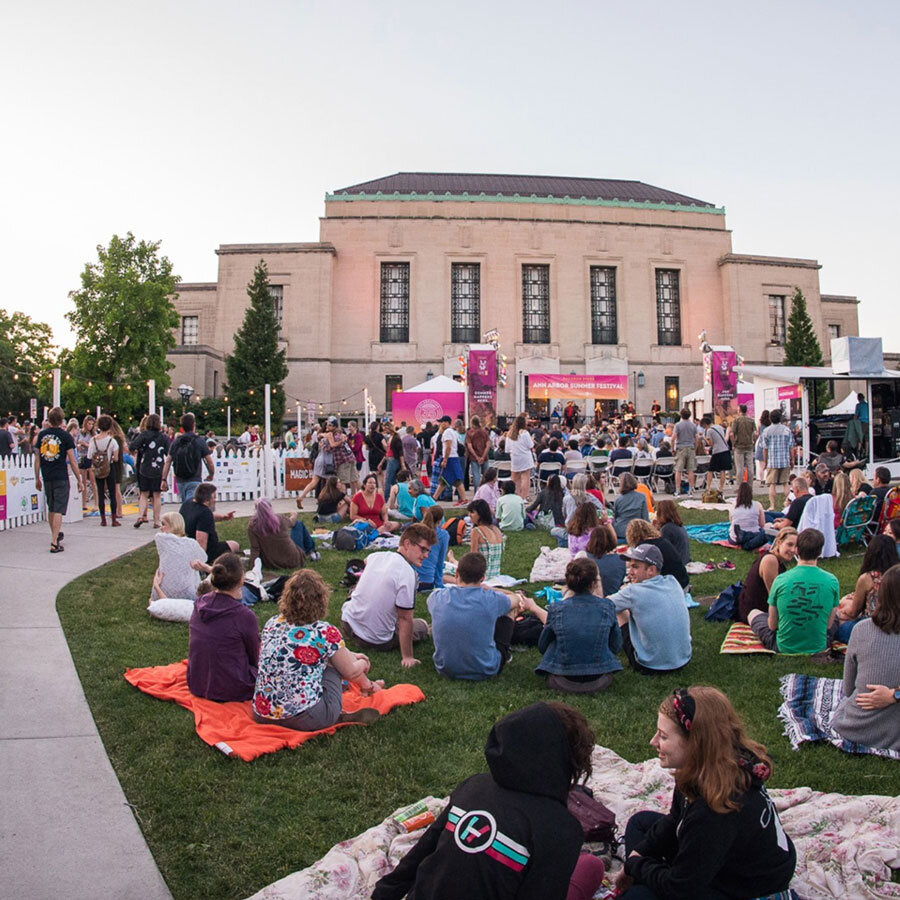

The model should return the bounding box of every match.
[246,746,900,900]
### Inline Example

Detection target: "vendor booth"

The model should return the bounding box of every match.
[390,375,467,431]
[736,337,900,477]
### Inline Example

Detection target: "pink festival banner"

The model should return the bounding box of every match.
[777,384,802,400]
[527,374,627,401]
[710,349,738,421]
[467,348,498,426]
[391,392,466,432]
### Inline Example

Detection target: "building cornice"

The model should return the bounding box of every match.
[322,214,730,235]
[820,294,859,304]
[325,191,725,216]
[718,253,821,270]
[216,243,336,256]
[176,282,217,291]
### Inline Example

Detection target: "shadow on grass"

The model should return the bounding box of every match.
[56,510,896,900]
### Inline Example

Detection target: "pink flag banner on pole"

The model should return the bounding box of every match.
[391,392,466,431]
[467,348,497,425]
[711,350,738,422]
[527,374,627,400]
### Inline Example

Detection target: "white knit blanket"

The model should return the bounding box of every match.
[245,746,900,900]
[528,545,571,583]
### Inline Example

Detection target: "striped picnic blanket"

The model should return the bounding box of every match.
[720,621,775,654]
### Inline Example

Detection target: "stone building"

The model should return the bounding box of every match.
[167,172,858,418]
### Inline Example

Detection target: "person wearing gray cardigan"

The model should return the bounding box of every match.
[831,566,900,752]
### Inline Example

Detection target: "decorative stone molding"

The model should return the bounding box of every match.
[649,344,693,364]
[371,342,418,361]
[513,343,559,360]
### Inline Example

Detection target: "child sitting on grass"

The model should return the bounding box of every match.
[495,480,527,532]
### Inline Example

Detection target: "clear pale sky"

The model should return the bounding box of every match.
[3,0,898,351]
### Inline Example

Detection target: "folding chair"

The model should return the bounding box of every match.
[535,461,562,490]
[564,459,588,480]
[493,461,513,490]
[694,454,712,478]
[607,458,634,494]
[836,494,877,549]
[651,459,675,494]
[632,458,654,486]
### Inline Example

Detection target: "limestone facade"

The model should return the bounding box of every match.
[165,173,858,418]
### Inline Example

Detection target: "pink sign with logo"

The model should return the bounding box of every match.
[777,385,801,400]
[391,392,466,431]
[467,348,497,425]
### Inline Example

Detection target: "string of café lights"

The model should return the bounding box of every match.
[0,362,372,418]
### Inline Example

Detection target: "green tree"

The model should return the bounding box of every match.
[0,309,56,417]
[783,287,831,413]
[62,232,180,422]
[224,260,288,429]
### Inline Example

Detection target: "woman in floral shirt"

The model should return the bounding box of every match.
[252,570,384,731]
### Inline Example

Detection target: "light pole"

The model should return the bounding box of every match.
[178,383,194,412]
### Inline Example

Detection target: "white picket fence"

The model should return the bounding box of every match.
[0,453,47,531]
[160,448,313,505]
[0,448,322,534]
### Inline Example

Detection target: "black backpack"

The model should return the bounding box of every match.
[139,433,169,479]
[171,434,202,480]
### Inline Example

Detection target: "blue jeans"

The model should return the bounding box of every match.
[835,617,862,643]
[178,480,201,502]
[384,458,401,496]
[316,512,343,524]
[550,526,568,547]
[469,460,485,490]
[290,520,315,554]
[733,524,769,551]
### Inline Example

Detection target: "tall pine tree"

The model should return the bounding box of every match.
[224,260,288,430]
[783,286,831,413]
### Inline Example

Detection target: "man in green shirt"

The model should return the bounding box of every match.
[748,528,839,654]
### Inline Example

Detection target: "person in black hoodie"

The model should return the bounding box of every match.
[372,702,605,900]
[618,686,796,900]
[186,553,260,702]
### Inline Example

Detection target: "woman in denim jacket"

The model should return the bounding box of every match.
[521,557,622,694]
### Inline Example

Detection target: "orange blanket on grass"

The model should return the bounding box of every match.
[124,660,425,761]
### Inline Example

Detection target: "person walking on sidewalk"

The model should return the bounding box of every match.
[88,415,121,527]
[34,406,84,552]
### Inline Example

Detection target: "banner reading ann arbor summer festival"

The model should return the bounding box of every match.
[467,347,497,425]
[392,391,466,431]
[527,374,628,401]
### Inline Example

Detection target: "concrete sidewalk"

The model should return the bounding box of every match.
[0,498,295,900]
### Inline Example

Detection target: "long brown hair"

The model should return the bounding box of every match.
[567,501,598,536]
[872,565,900,634]
[654,499,683,527]
[660,686,771,814]
[507,414,526,442]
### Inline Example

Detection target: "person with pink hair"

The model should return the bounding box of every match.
[248,498,319,569]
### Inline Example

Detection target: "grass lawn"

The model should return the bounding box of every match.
[57,503,899,900]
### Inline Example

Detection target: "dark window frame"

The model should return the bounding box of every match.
[665,376,680,412]
[655,269,682,346]
[450,262,481,344]
[380,262,410,343]
[522,264,550,344]
[181,315,198,345]
[269,284,284,332]
[385,375,403,412]
[589,266,618,344]
[769,294,786,345]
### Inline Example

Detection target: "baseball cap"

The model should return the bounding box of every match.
[622,543,664,569]
[327,415,339,425]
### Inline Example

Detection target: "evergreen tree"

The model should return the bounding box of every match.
[783,287,831,413]
[224,260,288,430]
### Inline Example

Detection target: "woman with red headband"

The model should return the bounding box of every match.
[617,686,796,900]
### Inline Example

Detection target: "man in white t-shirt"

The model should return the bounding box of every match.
[437,420,467,505]
[340,523,436,667]
[236,426,252,446]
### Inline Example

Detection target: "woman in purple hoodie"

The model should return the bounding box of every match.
[186,553,260,702]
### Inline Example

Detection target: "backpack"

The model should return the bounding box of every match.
[171,434,202,480]
[339,558,366,587]
[91,437,112,479]
[139,433,168,479]
[334,522,379,551]
[442,516,469,546]
[705,581,743,622]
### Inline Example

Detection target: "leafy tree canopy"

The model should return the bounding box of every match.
[0,308,56,417]
[62,232,180,422]
[224,260,288,427]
